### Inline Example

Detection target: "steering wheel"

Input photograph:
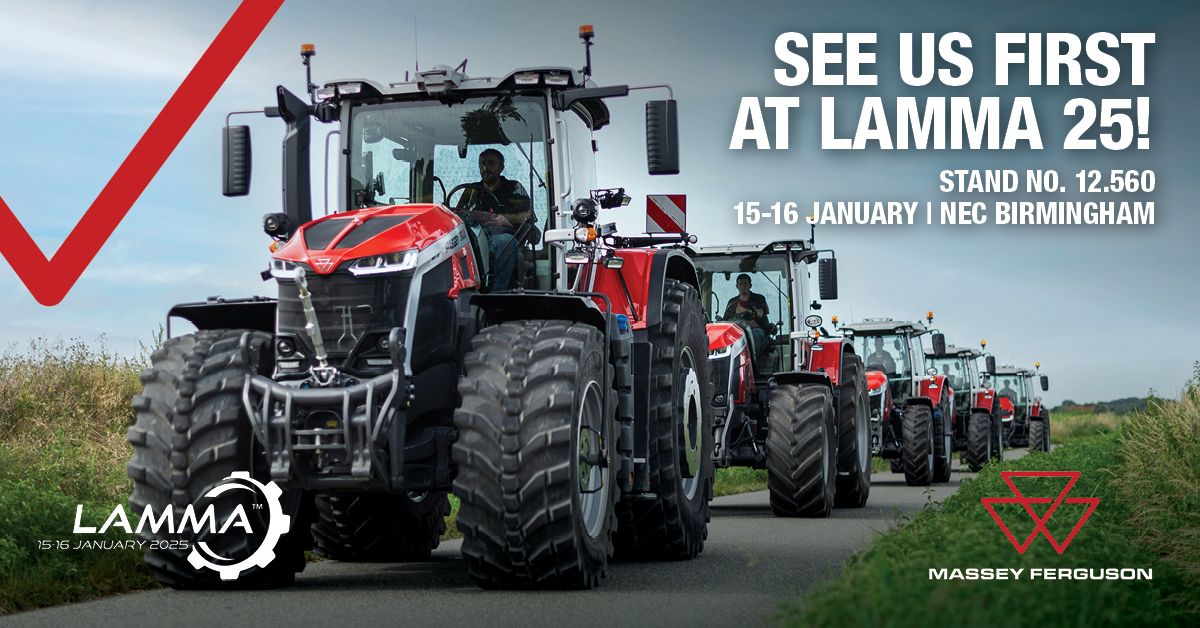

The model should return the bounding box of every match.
[446,182,502,216]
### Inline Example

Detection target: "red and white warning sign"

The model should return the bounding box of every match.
[646,194,687,233]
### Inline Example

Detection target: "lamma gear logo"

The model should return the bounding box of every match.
[186,472,291,581]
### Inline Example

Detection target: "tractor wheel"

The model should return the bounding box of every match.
[127,330,313,588]
[991,413,1005,461]
[963,411,992,472]
[834,355,870,508]
[932,392,953,483]
[766,383,837,517]
[901,403,935,486]
[453,320,616,589]
[1030,413,1050,452]
[312,491,450,562]
[615,279,713,559]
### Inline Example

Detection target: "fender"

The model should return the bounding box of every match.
[1030,400,1045,420]
[167,296,276,337]
[919,374,951,409]
[811,338,851,386]
[973,388,997,414]
[771,370,832,389]
[472,292,607,331]
[590,248,699,331]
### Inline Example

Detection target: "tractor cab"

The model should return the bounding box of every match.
[926,345,984,410]
[839,318,940,403]
[690,241,829,375]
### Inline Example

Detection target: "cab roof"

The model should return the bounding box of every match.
[926,345,979,358]
[323,66,614,129]
[688,240,814,257]
[994,365,1035,376]
[840,318,928,335]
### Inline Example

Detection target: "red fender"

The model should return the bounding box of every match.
[811,338,849,385]
[919,374,952,409]
[973,388,996,413]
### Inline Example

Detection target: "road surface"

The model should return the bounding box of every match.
[4,455,1019,628]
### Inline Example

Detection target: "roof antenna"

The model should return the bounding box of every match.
[414,16,420,74]
[579,25,594,79]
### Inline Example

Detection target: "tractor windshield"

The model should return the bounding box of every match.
[347,94,551,221]
[855,334,911,378]
[994,374,1026,405]
[928,355,968,391]
[694,253,794,374]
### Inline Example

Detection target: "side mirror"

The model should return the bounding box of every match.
[818,258,838,300]
[646,100,679,175]
[222,125,252,196]
[931,333,946,357]
[985,356,996,375]
[1040,375,1049,391]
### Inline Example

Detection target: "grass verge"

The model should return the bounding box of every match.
[778,397,1200,627]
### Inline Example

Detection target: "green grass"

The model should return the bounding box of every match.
[0,339,155,614]
[777,395,1200,627]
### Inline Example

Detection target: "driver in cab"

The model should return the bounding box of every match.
[456,149,532,290]
[722,274,769,350]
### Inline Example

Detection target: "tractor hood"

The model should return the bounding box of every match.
[707,322,746,352]
[865,370,888,393]
[273,204,462,275]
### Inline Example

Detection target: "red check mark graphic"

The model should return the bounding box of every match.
[0,0,283,306]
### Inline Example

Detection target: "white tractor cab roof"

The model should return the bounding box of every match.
[320,66,617,130]
[925,345,980,358]
[994,365,1036,376]
[839,318,930,336]
[689,239,816,258]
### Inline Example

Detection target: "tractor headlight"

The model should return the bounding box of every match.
[347,250,419,276]
[869,386,885,396]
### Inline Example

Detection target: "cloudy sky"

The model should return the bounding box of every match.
[0,0,1196,404]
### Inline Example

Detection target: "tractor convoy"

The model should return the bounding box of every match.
[124,28,1053,590]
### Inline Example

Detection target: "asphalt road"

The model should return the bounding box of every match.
[4,454,1022,628]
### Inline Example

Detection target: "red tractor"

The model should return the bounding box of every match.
[994,363,1051,451]
[925,340,1003,471]
[127,30,716,590]
[690,240,871,517]
[836,315,953,486]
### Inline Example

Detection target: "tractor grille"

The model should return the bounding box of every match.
[276,272,411,357]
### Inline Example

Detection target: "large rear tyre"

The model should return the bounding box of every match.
[963,411,993,472]
[453,320,616,589]
[312,491,450,562]
[615,280,714,560]
[766,384,836,517]
[932,392,953,483]
[901,404,934,486]
[127,330,312,589]
[834,355,870,508]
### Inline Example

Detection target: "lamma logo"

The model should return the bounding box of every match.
[981,471,1099,555]
[186,472,291,580]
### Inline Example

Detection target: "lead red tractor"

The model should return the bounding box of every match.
[691,240,871,517]
[127,30,717,590]
[925,341,1003,471]
[836,315,953,486]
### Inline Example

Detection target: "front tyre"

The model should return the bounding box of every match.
[127,330,312,589]
[453,321,616,589]
[615,279,714,560]
[834,355,870,508]
[312,491,450,562]
[932,392,953,483]
[1029,413,1050,452]
[766,384,837,518]
[901,403,934,487]
[963,411,993,472]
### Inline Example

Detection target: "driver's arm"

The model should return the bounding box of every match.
[501,182,532,226]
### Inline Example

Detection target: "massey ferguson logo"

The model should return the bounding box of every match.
[313,257,334,272]
[981,471,1099,555]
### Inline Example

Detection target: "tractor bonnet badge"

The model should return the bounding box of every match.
[186,471,291,580]
[314,258,334,272]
